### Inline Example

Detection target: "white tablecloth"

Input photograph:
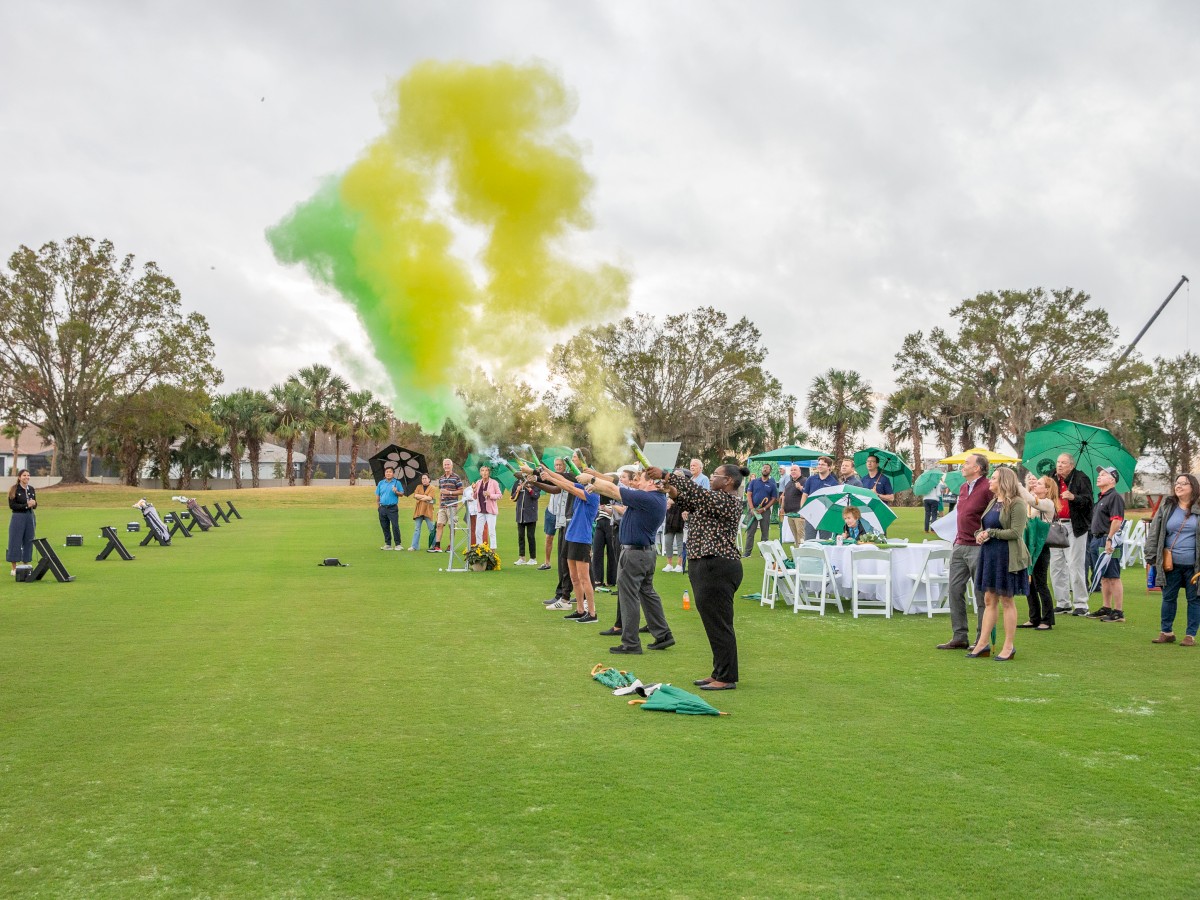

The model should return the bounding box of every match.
[801,542,951,613]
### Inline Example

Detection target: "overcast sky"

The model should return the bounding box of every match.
[3,0,1199,439]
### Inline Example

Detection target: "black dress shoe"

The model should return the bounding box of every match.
[699,682,736,691]
[937,640,970,650]
[599,627,620,636]
[609,645,642,655]
[648,635,676,650]
[638,625,650,634]
[693,677,713,686]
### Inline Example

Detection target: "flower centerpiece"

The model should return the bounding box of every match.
[856,532,889,547]
[464,544,501,571]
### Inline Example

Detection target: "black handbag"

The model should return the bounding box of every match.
[1045,521,1071,549]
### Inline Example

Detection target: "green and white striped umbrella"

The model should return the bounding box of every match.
[799,484,897,534]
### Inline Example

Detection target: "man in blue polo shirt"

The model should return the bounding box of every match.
[375,465,404,549]
[744,463,779,557]
[801,456,839,540]
[579,467,674,655]
[861,453,895,502]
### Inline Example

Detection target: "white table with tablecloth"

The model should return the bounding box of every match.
[798,541,951,613]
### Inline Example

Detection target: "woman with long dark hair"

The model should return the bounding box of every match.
[7,469,37,574]
[1145,473,1200,646]
[666,463,748,690]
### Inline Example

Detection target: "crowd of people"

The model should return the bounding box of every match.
[360,445,1198,678]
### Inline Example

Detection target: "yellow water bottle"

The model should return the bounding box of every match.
[682,590,690,610]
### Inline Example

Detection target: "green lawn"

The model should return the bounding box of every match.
[2,487,1197,898]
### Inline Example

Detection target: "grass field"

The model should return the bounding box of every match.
[2,486,1198,898]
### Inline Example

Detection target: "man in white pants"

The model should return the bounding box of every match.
[1049,453,1094,616]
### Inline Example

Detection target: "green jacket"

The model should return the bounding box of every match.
[982,497,1031,573]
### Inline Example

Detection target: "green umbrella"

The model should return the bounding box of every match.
[853,447,914,493]
[1021,420,1137,499]
[539,446,574,470]
[463,453,516,491]
[943,471,966,492]
[640,683,723,716]
[912,470,945,495]
[748,444,829,464]
[1024,517,1049,574]
[592,667,637,689]
[799,483,897,534]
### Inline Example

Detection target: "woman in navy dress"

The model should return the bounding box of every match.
[968,467,1030,661]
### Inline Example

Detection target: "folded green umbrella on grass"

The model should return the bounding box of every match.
[639,683,724,716]
[591,666,637,689]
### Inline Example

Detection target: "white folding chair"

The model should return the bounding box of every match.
[848,548,892,618]
[1123,519,1147,568]
[906,546,952,616]
[790,546,844,615]
[757,540,785,608]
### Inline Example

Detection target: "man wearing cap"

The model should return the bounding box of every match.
[1085,466,1126,622]
[1050,452,1094,616]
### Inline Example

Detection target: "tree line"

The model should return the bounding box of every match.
[1,237,1193,486]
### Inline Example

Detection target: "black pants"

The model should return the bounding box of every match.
[378,505,401,546]
[690,556,742,683]
[516,521,536,557]
[1027,546,1055,626]
[591,517,619,585]
[743,513,769,558]
[555,526,572,600]
[923,500,940,531]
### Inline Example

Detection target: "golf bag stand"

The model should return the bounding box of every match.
[209,502,230,524]
[200,504,221,527]
[223,500,243,519]
[167,513,193,539]
[30,538,75,582]
[96,526,135,561]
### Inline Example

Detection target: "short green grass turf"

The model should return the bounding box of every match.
[2,487,1198,898]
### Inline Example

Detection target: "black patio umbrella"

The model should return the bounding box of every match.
[369,445,428,494]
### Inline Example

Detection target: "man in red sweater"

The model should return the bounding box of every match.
[937,452,993,650]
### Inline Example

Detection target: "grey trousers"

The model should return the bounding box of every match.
[617,546,671,649]
[949,543,983,644]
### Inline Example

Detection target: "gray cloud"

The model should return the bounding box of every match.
[2,0,1197,421]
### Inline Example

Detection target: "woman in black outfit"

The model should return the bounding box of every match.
[510,476,541,565]
[8,469,37,574]
[666,464,748,691]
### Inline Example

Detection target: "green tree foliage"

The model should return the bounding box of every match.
[896,287,1148,458]
[806,368,874,463]
[93,385,214,488]
[548,307,789,463]
[238,389,273,488]
[0,237,221,482]
[1142,353,1200,478]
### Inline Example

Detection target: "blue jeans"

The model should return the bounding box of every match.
[410,516,433,550]
[1160,562,1200,636]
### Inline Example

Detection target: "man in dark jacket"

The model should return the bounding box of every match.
[1050,453,1094,615]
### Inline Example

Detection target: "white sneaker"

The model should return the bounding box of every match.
[547,599,573,610]
[662,564,674,572]
[673,565,683,573]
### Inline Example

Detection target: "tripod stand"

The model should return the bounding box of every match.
[440,500,468,573]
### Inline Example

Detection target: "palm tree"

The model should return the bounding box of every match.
[211,393,245,489]
[806,369,874,463]
[268,381,312,486]
[236,389,272,488]
[295,364,350,486]
[345,389,390,486]
[882,384,936,474]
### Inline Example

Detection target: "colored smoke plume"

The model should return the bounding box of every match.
[267,60,630,430]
